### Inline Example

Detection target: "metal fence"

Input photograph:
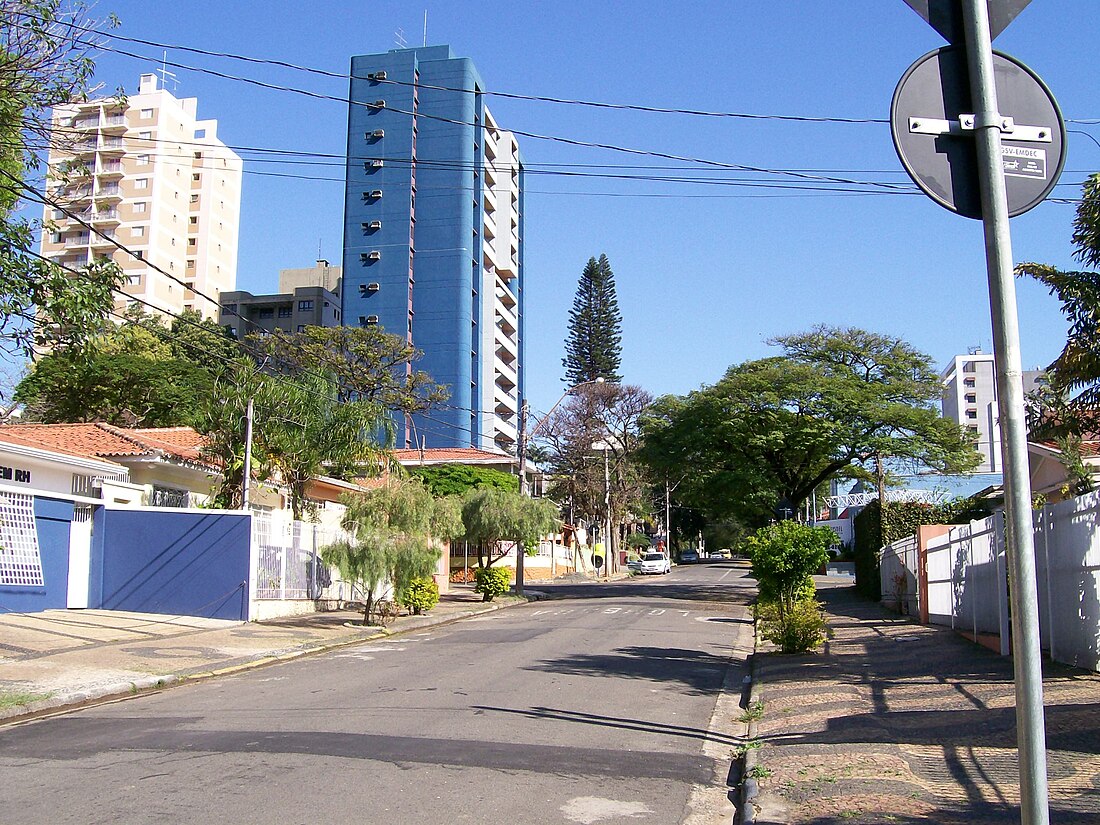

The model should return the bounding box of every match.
[879,534,919,617]
[924,515,1010,654]
[914,491,1100,671]
[252,515,347,601]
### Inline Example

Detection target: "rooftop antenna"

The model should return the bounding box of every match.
[423,11,428,46]
[394,28,407,49]
[157,51,178,92]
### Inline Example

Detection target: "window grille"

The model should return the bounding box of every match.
[0,492,44,586]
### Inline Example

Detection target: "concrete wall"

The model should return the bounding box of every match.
[91,508,251,620]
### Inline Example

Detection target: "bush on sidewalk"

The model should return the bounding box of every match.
[399,576,439,615]
[474,566,512,602]
[744,520,834,653]
[755,598,829,653]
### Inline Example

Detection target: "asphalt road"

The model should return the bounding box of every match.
[0,561,756,825]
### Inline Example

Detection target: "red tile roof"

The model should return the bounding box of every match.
[0,423,210,466]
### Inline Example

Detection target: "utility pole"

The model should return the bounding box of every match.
[241,397,254,511]
[515,399,529,595]
[603,444,612,580]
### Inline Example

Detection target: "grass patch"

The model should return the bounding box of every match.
[738,699,765,723]
[0,689,54,710]
[746,764,772,779]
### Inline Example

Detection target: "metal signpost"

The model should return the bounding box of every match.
[894,3,1060,823]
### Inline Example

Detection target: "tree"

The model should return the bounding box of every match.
[246,325,448,414]
[407,463,518,496]
[325,479,462,623]
[13,307,232,426]
[562,254,623,385]
[536,382,653,565]
[461,487,560,569]
[640,326,980,528]
[1,1,124,369]
[259,370,392,520]
[1017,172,1100,436]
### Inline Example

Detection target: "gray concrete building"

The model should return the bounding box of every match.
[220,285,340,338]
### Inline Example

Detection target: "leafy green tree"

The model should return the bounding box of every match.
[744,521,833,614]
[1,1,124,368]
[562,254,622,385]
[640,327,979,527]
[246,325,448,414]
[327,479,462,622]
[408,463,518,496]
[461,487,560,569]
[1017,172,1100,436]
[200,357,271,510]
[260,370,392,520]
[13,306,234,426]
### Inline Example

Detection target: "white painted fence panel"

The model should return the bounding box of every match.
[879,534,919,617]
[1035,491,1100,671]
[922,491,1100,671]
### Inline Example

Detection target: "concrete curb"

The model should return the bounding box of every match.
[0,596,527,726]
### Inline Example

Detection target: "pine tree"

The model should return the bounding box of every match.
[562,254,623,384]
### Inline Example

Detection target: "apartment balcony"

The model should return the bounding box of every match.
[495,358,518,391]
[494,414,517,446]
[100,114,127,131]
[65,234,91,247]
[99,138,125,154]
[97,160,123,176]
[96,184,121,200]
[496,302,518,336]
[91,208,120,224]
[483,187,497,214]
[71,117,98,130]
[90,230,117,247]
[494,382,518,412]
[495,332,518,365]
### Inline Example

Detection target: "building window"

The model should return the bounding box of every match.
[139,130,152,142]
[966,409,978,419]
[136,154,150,166]
[132,226,145,238]
[186,259,195,269]
[192,173,201,182]
[257,308,274,319]
[187,238,196,247]
[297,325,307,333]
[151,485,190,508]
[189,216,198,225]
[964,393,976,403]
[135,178,149,189]
[190,194,199,203]
[140,108,153,118]
[298,300,314,311]
[132,201,147,214]
[278,306,292,318]
[964,377,976,387]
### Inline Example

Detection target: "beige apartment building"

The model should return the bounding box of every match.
[41,73,242,320]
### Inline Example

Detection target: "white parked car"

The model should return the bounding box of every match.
[637,552,671,575]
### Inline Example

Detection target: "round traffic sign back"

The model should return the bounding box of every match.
[891,47,1065,219]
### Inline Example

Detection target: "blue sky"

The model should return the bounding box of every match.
[75,1,1099,420]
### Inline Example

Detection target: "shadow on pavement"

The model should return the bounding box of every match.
[526,645,734,696]
[470,704,745,747]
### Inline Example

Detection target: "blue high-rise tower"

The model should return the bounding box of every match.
[342,46,524,453]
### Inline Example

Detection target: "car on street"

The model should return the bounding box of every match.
[636,552,671,574]
[680,549,699,564]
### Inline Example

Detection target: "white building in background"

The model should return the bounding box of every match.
[941,351,1046,473]
[41,73,242,320]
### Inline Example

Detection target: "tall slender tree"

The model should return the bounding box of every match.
[562,253,623,384]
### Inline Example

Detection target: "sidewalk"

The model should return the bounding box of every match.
[747,582,1100,825]
[0,587,531,723]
